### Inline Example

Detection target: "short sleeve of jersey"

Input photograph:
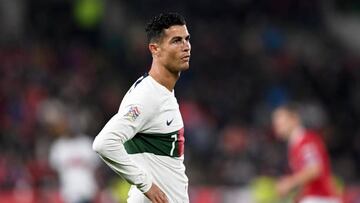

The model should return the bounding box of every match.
[299,141,321,169]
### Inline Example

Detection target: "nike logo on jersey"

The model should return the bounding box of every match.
[166,118,174,126]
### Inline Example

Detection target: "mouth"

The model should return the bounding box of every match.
[181,55,190,61]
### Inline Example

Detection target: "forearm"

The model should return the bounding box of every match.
[93,131,152,193]
[290,164,321,188]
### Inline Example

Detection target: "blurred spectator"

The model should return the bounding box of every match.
[49,133,99,203]
[272,103,341,203]
[43,99,100,203]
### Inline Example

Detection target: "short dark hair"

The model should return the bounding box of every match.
[145,12,186,43]
[279,103,301,115]
[277,102,304,123]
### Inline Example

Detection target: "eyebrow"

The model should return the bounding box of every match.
[170,34,190,42]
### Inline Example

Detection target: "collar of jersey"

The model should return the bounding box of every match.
[148,75,175,95]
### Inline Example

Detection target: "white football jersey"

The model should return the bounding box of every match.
[50,135,99,203]
[93,74,188,203]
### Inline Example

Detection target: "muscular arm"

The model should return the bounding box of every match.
[292,164,321,186]
[277,143,322,196]
[277,164,321,196]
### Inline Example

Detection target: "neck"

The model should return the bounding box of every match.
[148,61,180,91]
[288,126,305,145]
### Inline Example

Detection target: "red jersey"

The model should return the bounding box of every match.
[288,129,338,200]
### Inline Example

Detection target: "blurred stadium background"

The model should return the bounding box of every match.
[1,0,360,202]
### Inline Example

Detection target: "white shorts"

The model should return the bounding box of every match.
[300,196,342,203]
[127,186,151,203]
[127,154,189,203]
[127,185,189,203]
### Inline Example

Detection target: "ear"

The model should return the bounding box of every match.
[149,43,160,57]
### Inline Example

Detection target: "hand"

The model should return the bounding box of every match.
[276,176,294,197]
[144,183,169,203]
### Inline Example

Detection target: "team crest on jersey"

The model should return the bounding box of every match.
[124,106,141,122]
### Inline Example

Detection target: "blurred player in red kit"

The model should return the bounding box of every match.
[272,103,341,203]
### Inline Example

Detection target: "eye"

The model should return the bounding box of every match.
[172,38,182,44]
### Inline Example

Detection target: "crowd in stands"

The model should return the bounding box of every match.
[1,0,360,202]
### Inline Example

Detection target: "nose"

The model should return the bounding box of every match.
[183,40,191,52]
